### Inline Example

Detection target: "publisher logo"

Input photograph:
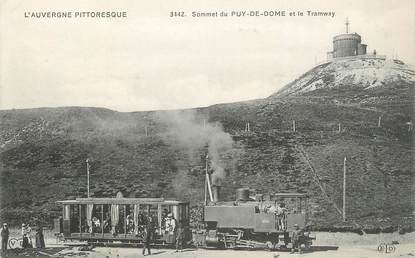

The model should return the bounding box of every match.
[377,243,396,253]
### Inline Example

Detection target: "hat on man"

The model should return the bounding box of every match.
[167,213,173,217]
[3,223,7,226]
[294,224,299,228]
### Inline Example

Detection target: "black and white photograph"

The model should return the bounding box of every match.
[0,0,414,257]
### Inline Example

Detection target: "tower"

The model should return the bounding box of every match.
[345,17,349,34]
[327,18,368,59]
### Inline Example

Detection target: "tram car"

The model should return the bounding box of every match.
[192,187,315,250]
[54,192,191,246]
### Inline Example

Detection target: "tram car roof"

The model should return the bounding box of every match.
[57,197,188,205]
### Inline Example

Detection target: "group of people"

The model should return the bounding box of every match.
[264,203,287,230]
[22,223,46,249]
[141,212,185,256]
[1,222,45,252]
[1,216,303,254]
[88,212,149,235]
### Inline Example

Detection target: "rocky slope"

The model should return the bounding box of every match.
[0,57,414,232]
[273,57,414,104]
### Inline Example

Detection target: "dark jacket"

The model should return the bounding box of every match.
[291,228,303,242]
[35,227,45,248]
[1,227,9,238]
[143,223,153,243]
[176,226,184,240]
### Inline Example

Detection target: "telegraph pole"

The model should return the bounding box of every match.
[204,154,208,205]
[343,157,347,222]
[86,159,90,198]
[145,126,148,136]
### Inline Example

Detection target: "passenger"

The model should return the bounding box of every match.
[165,213,177,243]
[35,226,45,248]
[175,221,184,252]
[162,209,168,218]
[22,223,32,248]
[161,209,168,233]
[126,214,134,234]
[92,217,101,233]
[103,212,111,233]
[138,213,147,226]
[263,204,271,213]
[268,204,278,214]
[1,223,9,252]
[136,212,147,236]
[290,224,303,254]
[276,203,287,230]
[81,219,89,233]
[142,216,153,256]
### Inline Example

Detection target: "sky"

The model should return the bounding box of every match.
[1,0,414,112]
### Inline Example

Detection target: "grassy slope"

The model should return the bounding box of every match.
[0,97,413,232]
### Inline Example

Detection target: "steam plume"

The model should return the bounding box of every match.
[157,110,233,186]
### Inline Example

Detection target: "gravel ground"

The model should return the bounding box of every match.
[75,244,415,258]
[1,232,414,257]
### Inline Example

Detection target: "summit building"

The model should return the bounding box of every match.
[327,18,369,59]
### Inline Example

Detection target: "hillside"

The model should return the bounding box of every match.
[275,56,415,101]
[0,57,414,233]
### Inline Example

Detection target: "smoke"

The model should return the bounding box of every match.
[156,110,234,186]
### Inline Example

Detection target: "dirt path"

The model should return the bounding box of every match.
[82,244,415,258]
[2,232,414,257]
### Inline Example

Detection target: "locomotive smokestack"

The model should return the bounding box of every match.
[212,185,221,202]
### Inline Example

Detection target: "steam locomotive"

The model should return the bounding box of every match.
[192,186,315,250]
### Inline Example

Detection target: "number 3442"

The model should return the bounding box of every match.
[170,11,185,17]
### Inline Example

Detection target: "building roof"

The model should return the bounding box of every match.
[333,33,361,41]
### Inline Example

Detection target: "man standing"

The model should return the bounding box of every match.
[35,226,45,248]
[175,221,184,252]
[290,224,303,254]
[276,203,287,230]
[142,216,152,256]
[1,223,9,252]
[22,223,32,248]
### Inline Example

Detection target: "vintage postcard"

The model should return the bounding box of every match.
[0,0,414,257]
